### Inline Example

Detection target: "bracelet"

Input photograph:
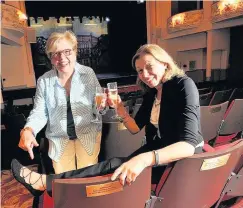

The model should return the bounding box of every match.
[117,109,130,123]
[118,114,130,123]
[153,150,159,167]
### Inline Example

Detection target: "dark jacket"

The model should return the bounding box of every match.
[135,75,203,149]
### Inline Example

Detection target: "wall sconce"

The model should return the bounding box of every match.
[17,11,27,21]
[172,13,185,27]
[218,0,240,14]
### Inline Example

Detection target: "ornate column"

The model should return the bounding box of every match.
[146,1,157,43]
[206,30,213,81]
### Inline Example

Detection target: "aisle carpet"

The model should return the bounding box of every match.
[1,165,37,208]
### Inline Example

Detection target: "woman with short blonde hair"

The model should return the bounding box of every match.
[18,30,102,174]
[45,30,78,59]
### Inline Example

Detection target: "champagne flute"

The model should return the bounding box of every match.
[107,82,119,119]
[91,87,106,123]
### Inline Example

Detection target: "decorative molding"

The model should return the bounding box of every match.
[29,16,108,38]
[1,3,27,38]
[167,10,204,33]
[212,1,243,23]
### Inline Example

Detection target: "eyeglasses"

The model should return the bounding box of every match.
[50,49,73,59]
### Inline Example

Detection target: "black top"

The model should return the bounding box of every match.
[67,97,77,140]
[135,75,203,149]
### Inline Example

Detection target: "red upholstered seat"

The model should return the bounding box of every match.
[214,99,243,146]
[42,191,54,208]
[152,139,243,208]
[203,139,243,153]
[200,101,229,143]
[41,167,151,208]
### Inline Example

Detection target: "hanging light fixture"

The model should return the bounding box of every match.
[17,10,27,21]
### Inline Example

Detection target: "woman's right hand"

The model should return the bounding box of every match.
[111,154,149,185]
[18,130,39,160]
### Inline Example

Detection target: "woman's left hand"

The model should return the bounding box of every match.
[111,154,148,185]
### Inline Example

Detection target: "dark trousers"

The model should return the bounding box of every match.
[47,140,166,196]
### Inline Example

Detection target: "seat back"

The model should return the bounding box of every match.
[219,99,243,135]
[5,113,26,130]
[228,88,243,106]
[186,70,204,84]
[132,103,141,118]
[123,99,133,114]
[200,101,228,142]
[154,140,243,208]
[53,167,152,208]
[198,87,211,95]
[221,163,243,198]
[99,121,145,160]
[209,89,232,106]
[135,97,143,104]
[39,136,55,174]
[199,92,213,106]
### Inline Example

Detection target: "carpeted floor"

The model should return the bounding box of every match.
[1,165,37,208]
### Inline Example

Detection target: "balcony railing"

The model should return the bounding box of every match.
[167,10,204,33]
[1,3,28,45]
[212,0,243,23]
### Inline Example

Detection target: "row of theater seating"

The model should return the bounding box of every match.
[2,87,242,164]
[100,98,243,161]
[1,85,144,170]
[42,141,243,208]
[185,69,227,84]
[2,84,243,207]
[40,97,243,208]
[199,87,243,106]
[124,87,243,118]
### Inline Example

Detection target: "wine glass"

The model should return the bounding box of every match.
[91,87,106,123]
[107,82,119,119]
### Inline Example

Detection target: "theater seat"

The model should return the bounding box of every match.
[52,167,152,208]
[199,92,213,106]
[99,109,145,161]
[132,103,141,118]
[198,87,211,95]
[152,139,243,208]
[200,101,228,143]
[209,89,232,106]
[215,162,243,208]
[215,99,243,146]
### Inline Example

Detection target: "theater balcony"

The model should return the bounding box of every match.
[212,0,243,23]
[167,9,204,33]
[1,3,27,46]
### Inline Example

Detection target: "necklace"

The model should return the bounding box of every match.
[154,97,161,106]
